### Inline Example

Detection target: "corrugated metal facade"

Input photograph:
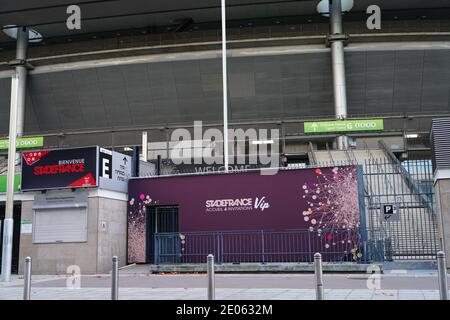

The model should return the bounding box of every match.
[431,117,450,170]
[0,49,450,135]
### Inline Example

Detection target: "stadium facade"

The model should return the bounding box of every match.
[1,0,450,274]
[0,0,449,158]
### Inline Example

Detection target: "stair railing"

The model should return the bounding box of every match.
[378,140,433,214]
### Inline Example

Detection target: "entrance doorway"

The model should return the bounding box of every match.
[145,206,179,264]
[0,203,22,274]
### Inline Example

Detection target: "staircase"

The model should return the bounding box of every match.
[0,156,21,176]
[0,157,7,175]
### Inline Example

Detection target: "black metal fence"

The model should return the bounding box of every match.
[154,228,367,265]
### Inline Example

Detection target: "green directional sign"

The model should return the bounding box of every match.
[304,119,384,134]
[0,136,44,150]
[0,174,21,193]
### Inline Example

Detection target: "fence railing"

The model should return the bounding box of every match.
[378,140,434,213]
[154,228,368,265]
[363,157,439,260]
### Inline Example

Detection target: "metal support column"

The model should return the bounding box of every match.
[15,28,29,137]
[329,0,348,150]
[314,253,324,300]
[111,256,119,300]
[1,27,29,282]
[437,251,449,300]
[23,257,32,300]
[207,254,215,300]
[142,131,148,162]
[221,0,229,172]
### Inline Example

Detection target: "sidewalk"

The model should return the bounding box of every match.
[0,270,448,300]
[0,287,445,300]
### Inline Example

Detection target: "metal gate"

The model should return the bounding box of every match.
[364,159,439,260]
[146,206,179,264]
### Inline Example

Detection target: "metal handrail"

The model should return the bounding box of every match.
[308,142,317,165]
[361,142,380,188]
[0,157,21,175]
[0,158,7,174]
[362,142,396,194]
[348,148,359,164]
[378,140,434,213]
[344,148,358,165]
[325,142,335,166]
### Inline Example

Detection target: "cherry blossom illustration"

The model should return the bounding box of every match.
[127,194,159,262]
[301,166,362,261]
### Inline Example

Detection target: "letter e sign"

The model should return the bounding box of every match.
[99,150,112,179]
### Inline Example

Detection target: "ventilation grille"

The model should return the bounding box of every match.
[431,117,450,171]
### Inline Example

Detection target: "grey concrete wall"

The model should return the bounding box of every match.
[19,198,99,274]
[435,179,450,269]
[18,194,127,274]
[96,197,128,273]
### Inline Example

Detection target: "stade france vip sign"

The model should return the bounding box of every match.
[21,147,98,191]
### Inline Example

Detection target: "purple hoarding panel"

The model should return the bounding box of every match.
[128,166,361,263]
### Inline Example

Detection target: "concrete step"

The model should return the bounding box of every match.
[383,260,438,270]
[149,262,383,273]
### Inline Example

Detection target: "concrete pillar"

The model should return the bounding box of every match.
[434,169,450,269]
[221,0,229,171]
